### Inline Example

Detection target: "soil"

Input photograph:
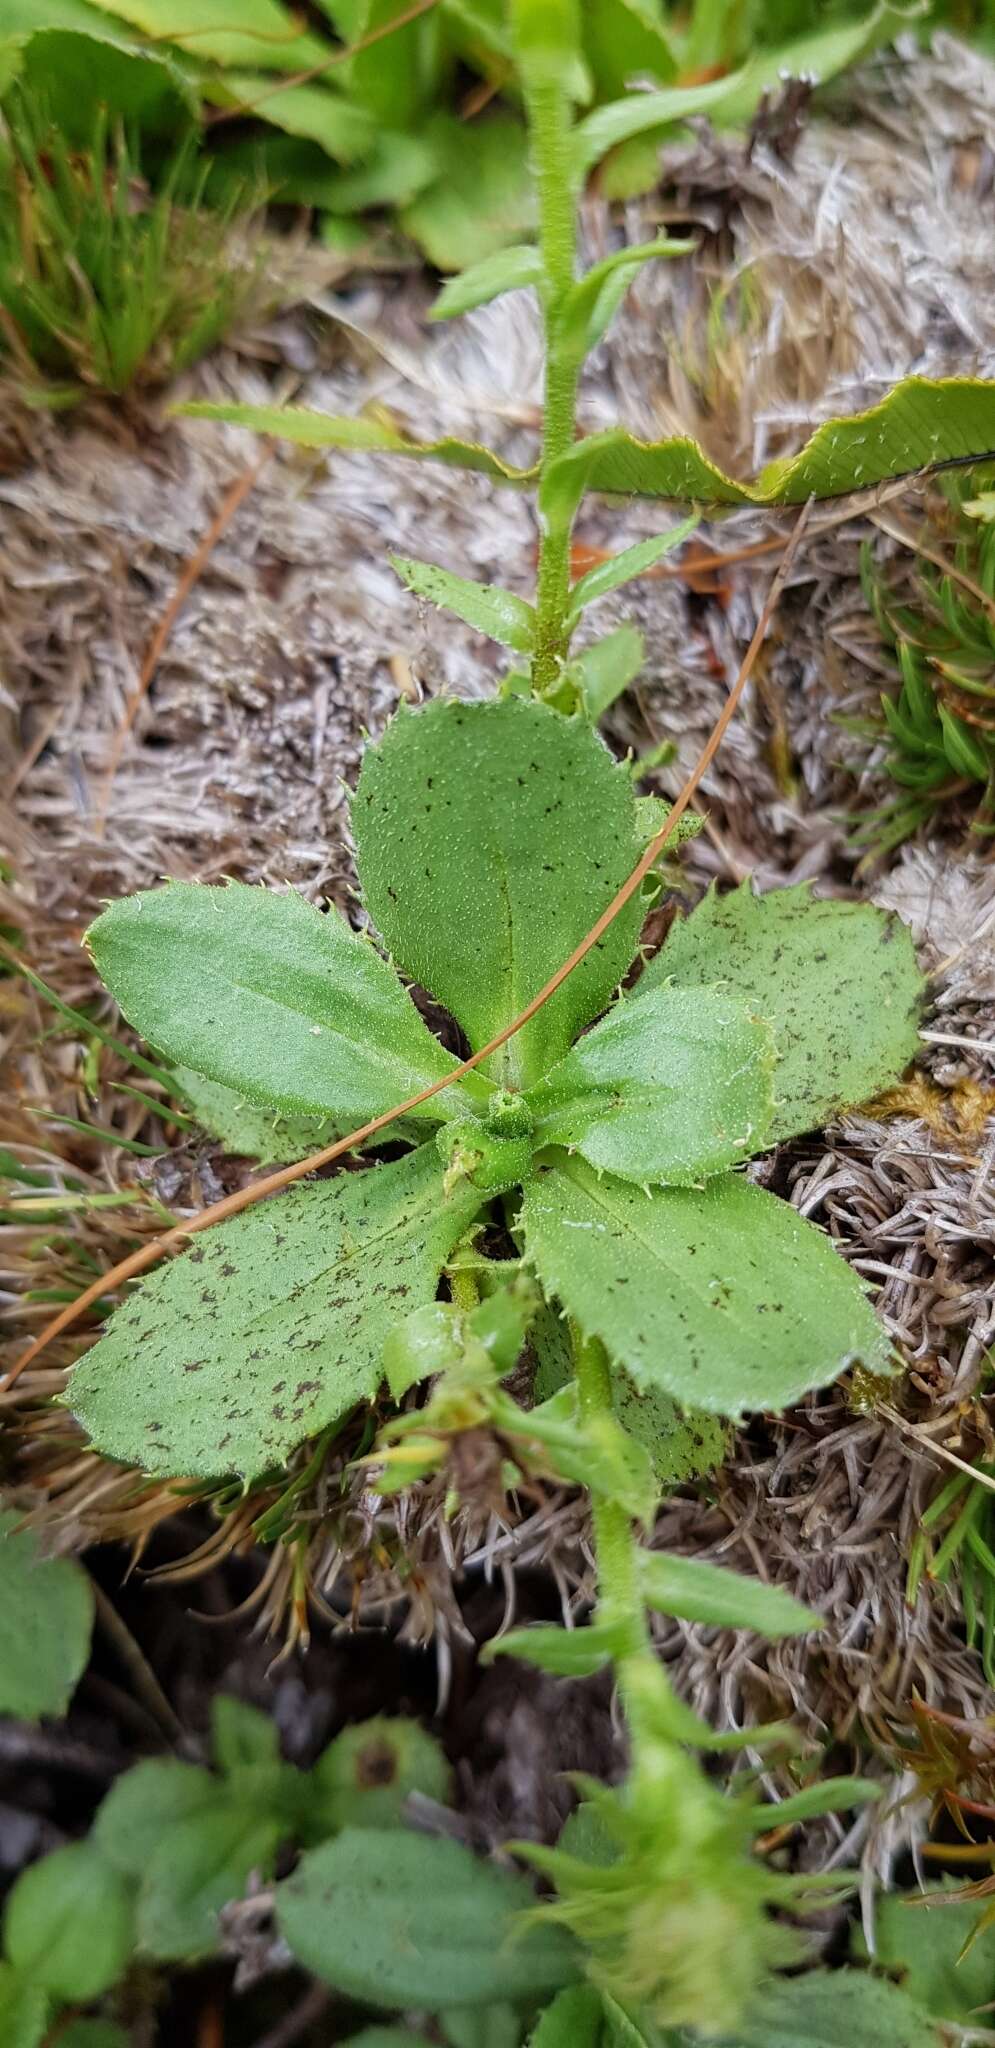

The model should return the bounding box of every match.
[4,28,995,2043]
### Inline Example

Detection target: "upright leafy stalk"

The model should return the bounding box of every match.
[523,51,579,693]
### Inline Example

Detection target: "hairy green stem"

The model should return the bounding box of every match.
[571,1326,650,1669]
[525,76,579,695]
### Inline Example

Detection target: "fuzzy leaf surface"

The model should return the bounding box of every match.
[638,1551,820,1636]
[172,1068,343,1165]
[391,555,535,650]
[278,1828,579,2007]
[430,244,546,321]
[556,241,693,362]
[136,1801,281,1960]
[177,401,535,484]
[565,519,695,624]
[68,1146,483,1480]
[87,881,473,1128]
[717,1968,939,2048]
[527,985,776,1185]
[541,376,995,525]
[353,698,648,1089]
[0,1512,93,1721]
[521,1157,890,1418]
[568,626,644,718]
[640,881,923,1141]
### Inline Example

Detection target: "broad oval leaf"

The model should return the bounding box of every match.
[353,697,648,1089]
[136,1800,281,1961]
[171,1068,343,1165]
[540,377,995,526]
[521,1157,891,1418]
[565,518,696,625]
[68,1145,483,1480]
[639,881,923,1142]
[95,1760,220,1876]
[398,111,536,272]
[390,555,535,651]
[4,1843,134,2002]
[638,1550,821,1637]
[87,881,480,1128]
[278,1827,580,2008]
[311,1715,451,1834]
[176,401,535,485]
[430,244,546,322]
[527,985,776,1185]
[853,1883,995,2026]
[0,1511,93,1721]
[721,1967,940,2048]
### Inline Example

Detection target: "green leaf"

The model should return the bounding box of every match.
[638,1550,821,1636]
[749,1778,878,1829]
[353,698,648,1090]
[581,0,676,99]
[430,244,545,322]
[0,1511,93,1721]
[521,1157,891,1419]
[68,1144,484,1480]
[201,75,375,163]
[573,72,749,180]
[719,1968,940,2048]
[555,241,694,364]
[87,881,477,1129]
[711,4,917,130]
[540,376,995,527]
[57,2025,130,2048]
[400,112,535,272]
[172,1068,342,1165]
[66,0,331,69]
[278,1827,580,2007]
[342,0,441,127]
[4,1843,134,2002]
[95,1760,220,1875]
[391,556,535,652]
[510,0,587,97]
[345,2033,435,2048]
[640,882,923,1142]
[0,1963,48,2048]
[565,520,696,625]
[500,1383,656,1523]
[443,2008,522,2048]
[316,130,440,213]
[136,1800,281,1960]
[529,1983,605,2046]
[567,626,645,720]
[8,27,199,139]
[527,985,776,1185]
[611,1378,727,1491]
[311,1716,451,1833]
[176,401,535,487]
[852,1884,995,2025]
[481,1619,628,1677]
[212,1695,280,1774]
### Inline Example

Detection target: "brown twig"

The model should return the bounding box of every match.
[6,504,811,1384]
[95,447,271,834]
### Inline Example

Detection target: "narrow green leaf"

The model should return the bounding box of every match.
[311,1716,450,1833]
[176,401,536,486]
[4,1843,134,2002]
[556,243,694,364]
[527,985,776,1185]
[581,0,676,99]
[95,1760,220,1876]
[565,519,696,624]
[136,1801,281,1961]
[87,881,478,1129]
[0,1512,93,1721]
[431,245,546,322]
[498,1383,656,1523]
[68,1145,484,1480]
[354,698,649,1089]
[278,1828,580,2007]
[567,626,645,720]
[640,882,923,1142]
[573,72,748,180]
[711,4,918,130]
[541,376,995,526]
[638,1550,821,1637]
[391,555,535,651]
[521,1157,891,1419]
[481,1620,627,1676]
[748,1778,878,1830]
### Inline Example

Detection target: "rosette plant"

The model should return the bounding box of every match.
[71,690,921,1484]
